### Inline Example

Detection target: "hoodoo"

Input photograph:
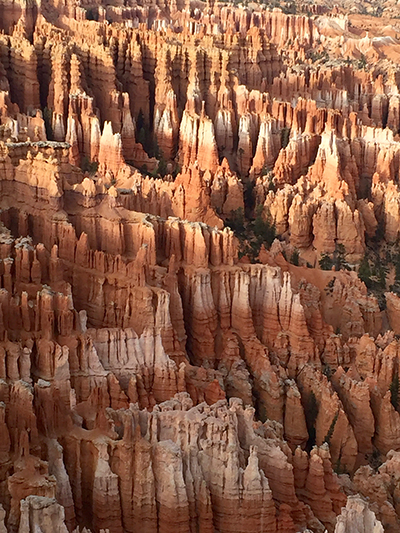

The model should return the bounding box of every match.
[0,0,400,531]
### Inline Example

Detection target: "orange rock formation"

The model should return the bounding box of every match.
[1,0,400,532]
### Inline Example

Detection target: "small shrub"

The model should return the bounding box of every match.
[319,253,333,270]
[394,253,400,284]
[323,364,334,379]
[86,7,99,20]
[305,391,318,450]
[357,54,367,70]
[324,410,339,446]
[81,156,99,175]
[290,248,299,266]
[253,208,276,248]
[225,208,245,237]
[172,164,181,179]
[150,157,168,178]
[243,180,256,218]
[358,254,372,288]
[334,243,351,271]
[43,107,54,141]
[368,448,383,472]
[334,456,348,475]
[390,372,399,410]
[308,391,318,426]
[136,110,159,157]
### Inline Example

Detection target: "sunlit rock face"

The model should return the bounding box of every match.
[1,1,400,532]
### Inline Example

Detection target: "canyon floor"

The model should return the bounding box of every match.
[0,0,400,531]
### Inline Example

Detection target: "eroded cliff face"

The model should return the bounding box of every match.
[1,0,400,532]
[0,131,393,533]
[1,2,399,267]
